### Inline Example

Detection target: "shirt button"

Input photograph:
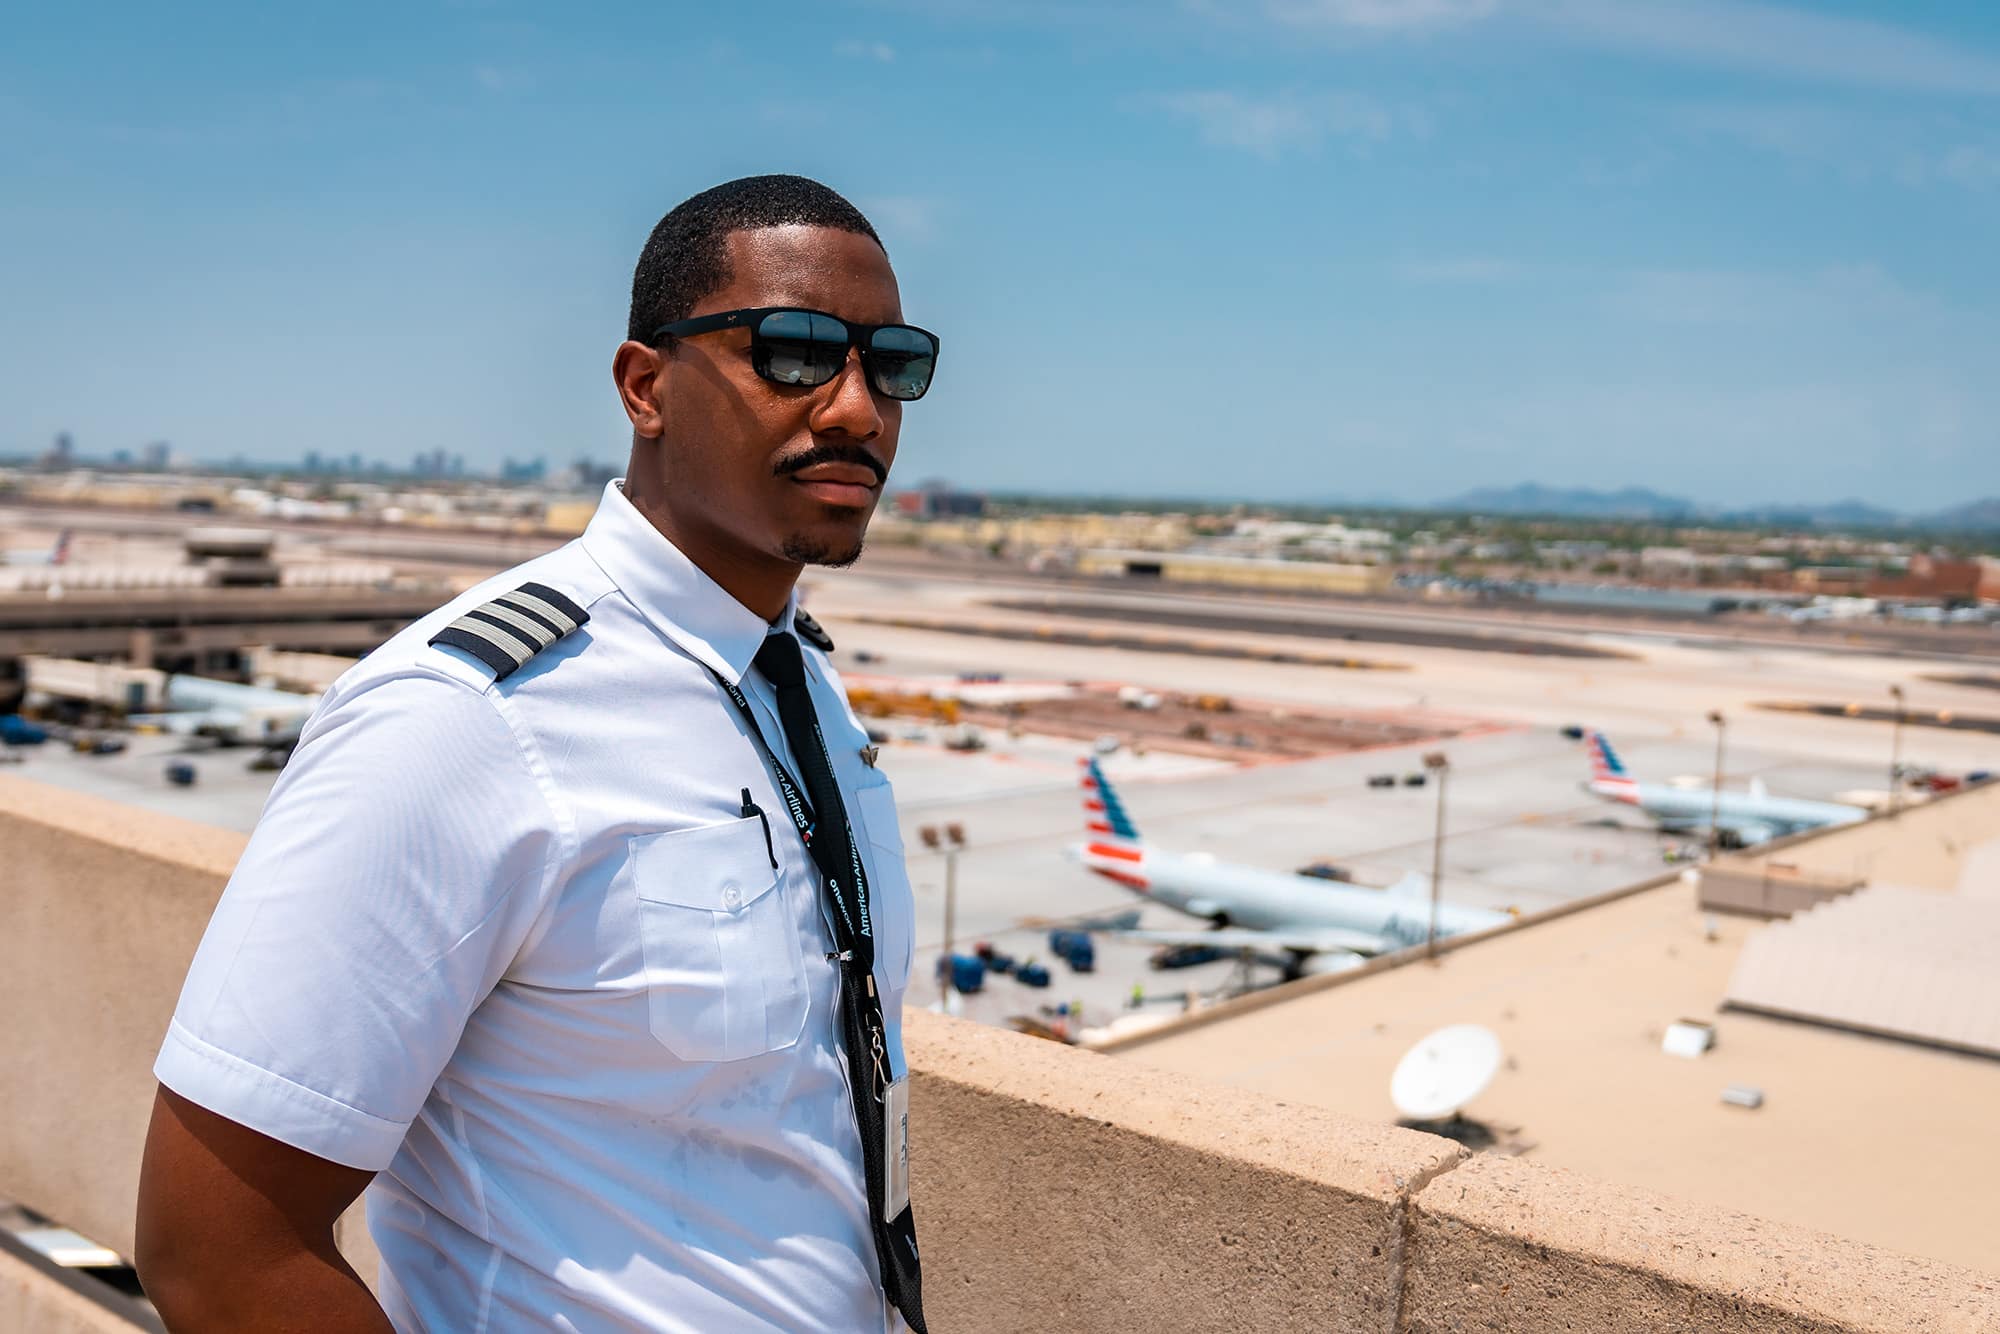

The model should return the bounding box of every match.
[722,885,741,910]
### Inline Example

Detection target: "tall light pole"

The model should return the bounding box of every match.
[1888,684,1906,817]
[1423,751,1450,961]
[919,822,967,1002]
[1706,710,1726,860]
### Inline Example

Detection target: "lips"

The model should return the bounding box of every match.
[790,461,881,509]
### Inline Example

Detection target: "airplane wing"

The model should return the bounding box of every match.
[1113,925,1390,956]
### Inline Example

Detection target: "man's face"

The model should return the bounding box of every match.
[636,225,904,570]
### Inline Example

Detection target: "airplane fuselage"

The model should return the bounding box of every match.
[1075,841,1506,950]
[1588,779,1864,840]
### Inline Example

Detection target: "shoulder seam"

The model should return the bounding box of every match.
[479,681,578,959]
[358,664,576,957]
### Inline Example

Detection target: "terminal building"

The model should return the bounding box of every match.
[0,527,448,698]
[1076,548,1396,596]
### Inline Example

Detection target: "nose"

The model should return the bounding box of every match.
[808,346,888,441]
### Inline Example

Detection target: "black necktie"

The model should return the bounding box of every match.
[753,632,927,1332]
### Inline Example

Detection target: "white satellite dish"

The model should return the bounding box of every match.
[1391,1024,1504,1121]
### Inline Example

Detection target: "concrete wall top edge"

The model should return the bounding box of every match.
[904,1009,1466,1202]
[1413,1153,2000,1330]
[0,774,245,878]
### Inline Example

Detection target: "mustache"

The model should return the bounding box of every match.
[772,442,887,486]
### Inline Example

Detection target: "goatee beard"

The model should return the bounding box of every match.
[781,534,865,568]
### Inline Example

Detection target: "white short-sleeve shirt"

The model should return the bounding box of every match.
[156,480,915,1333]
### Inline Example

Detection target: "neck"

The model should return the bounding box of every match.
[623,482,799,624]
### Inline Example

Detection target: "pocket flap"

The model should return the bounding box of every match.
[632,817,780,913]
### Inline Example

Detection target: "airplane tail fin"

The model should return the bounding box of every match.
[1585,730,1641,800]
[1384,870,1431,900]
[1586,730,1628,780]
[1080,756,1142,844]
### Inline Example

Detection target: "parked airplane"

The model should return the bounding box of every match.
[131,675,320,749]
[2,530,70,567]
[1582,731,1865,847]
[1068,758,1511,973]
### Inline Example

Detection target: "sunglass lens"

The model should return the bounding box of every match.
[866,326,936,401]
[755,311,849,387]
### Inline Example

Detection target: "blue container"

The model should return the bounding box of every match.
[946,954,986,994]
[1049,929,1098,973]
[1,715,49,745]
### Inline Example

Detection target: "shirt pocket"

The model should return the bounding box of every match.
[629,816,806,1064]
[854,783,916,998]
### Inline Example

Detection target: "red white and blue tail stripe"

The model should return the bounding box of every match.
[1585,731,1640,803]
[1078,756,1148,891]
[1081,756,1142,842]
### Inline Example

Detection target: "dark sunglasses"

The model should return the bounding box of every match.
[651,306,940,402]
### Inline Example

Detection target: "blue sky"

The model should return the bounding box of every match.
[4,1,1997,510]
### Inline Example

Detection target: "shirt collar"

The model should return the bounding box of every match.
[578,479,796,685]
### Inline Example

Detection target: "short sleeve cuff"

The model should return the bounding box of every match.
[154,1020,411,1171]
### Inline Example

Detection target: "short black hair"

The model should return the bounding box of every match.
[627,175,884,343]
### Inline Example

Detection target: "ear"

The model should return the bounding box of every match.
[612,340,668,439]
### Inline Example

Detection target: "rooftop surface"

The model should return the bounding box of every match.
[1115,781,2000,1276]
[1726,886,2000,1058]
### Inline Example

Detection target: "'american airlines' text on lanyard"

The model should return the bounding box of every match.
[712,672,873,962]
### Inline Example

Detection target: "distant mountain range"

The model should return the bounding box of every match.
[1442,485,1698,521]
[1929,498,2000,531]
[1435,484,2000,531]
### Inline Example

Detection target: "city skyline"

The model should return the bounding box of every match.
[14,437,2000,532]
[4,1,1998,509]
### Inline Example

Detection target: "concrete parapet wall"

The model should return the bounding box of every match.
[902,1009,1464,1332]
[0,775,245,1261]
[1405,1155,2000,1333]
[3,773,1997,1331]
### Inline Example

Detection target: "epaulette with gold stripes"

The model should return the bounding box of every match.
[429,582,589,681]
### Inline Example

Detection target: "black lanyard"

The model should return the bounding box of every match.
[709,663,925,1331]
[710,668,874,975]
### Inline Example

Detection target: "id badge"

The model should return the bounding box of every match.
[882,1075,911,1219]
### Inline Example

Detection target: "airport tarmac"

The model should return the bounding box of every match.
[2,693,1727,1035]
[1,731,283,831]
[8,511,1999,1036]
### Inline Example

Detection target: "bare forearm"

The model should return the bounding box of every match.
[147,1239,393,1334]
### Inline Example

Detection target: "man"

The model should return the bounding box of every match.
[135,175,937,1332]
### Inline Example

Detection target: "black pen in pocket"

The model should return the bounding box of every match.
[740,788,778,868]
